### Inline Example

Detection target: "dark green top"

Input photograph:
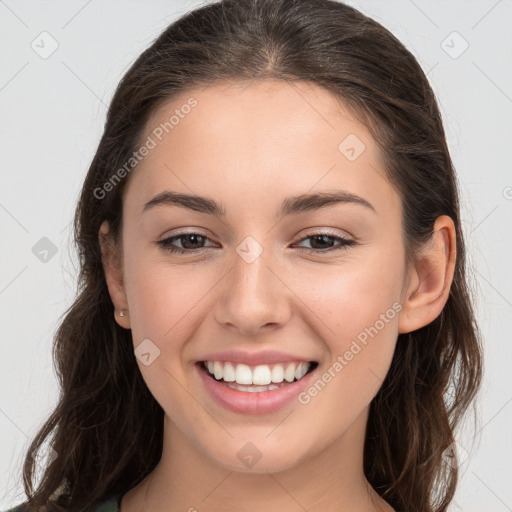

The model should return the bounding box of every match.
[3,493,123,512]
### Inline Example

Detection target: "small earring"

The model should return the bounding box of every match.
[119,310,126,317]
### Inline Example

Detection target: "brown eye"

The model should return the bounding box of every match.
[156,232,216,254]
[293,233,356,254]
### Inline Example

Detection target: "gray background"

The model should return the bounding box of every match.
[1,0,511,510]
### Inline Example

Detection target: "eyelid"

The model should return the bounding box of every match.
[157,227,216,244]
[155,228,358,257]
[299,227,355,240]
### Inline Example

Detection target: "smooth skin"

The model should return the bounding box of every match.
[99,79,456,512]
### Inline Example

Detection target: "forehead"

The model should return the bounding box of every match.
[124,79,399,219]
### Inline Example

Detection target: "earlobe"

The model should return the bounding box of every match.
[398,215,456,334]
[99,220,131,329]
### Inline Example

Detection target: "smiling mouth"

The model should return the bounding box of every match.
[197,360,319,392]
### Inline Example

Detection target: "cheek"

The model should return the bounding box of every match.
[123,245,211,345]
[293,250,404,400]
[295,248,404,342]
[122,255,213,417]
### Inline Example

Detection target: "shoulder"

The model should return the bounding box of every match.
[3,495,121,512]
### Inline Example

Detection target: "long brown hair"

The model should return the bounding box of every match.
[19,1,483,511]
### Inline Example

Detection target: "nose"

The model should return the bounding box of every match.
[213,247,292,337]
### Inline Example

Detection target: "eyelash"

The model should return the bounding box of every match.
[155,231,356,255]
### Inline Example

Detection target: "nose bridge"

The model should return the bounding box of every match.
[214,235,291,334]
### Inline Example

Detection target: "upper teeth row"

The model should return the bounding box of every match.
[205,361,311,385]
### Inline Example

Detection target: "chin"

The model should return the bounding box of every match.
[204,440,309,474]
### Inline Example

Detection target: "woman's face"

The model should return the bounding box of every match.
[109,79,411,473]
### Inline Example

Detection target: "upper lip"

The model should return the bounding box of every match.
[197,350,317,366]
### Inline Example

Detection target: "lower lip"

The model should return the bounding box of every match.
[196,362,317,414]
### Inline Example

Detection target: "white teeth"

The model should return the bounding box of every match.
[222,362,236,382]
[295,362,308,380]
[271,364,284,383]
[252,365,272,385]
[203,360,313,385]
[213,361,223,380]
[235,364,253,385]
[226,382,285,392]
[284,363,296,382]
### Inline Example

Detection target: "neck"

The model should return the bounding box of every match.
[122,408,393,512]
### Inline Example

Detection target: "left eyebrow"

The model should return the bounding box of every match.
[141,189,376,218]
[279,190,376,217]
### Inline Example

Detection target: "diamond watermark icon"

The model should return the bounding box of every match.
[441,31,469,60]
[236,236,263,264]
[31,31,59,59]
[442,441,469,468]
[31,444,58,470]
[338,134,366,161]
[32,237,58,263]
[237,442,262,468]
[134,338,161,366]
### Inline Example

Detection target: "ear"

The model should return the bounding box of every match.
[398,215,456,334]
[99,220,131,329]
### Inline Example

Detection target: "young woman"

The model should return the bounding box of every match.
[8,0,482,511]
